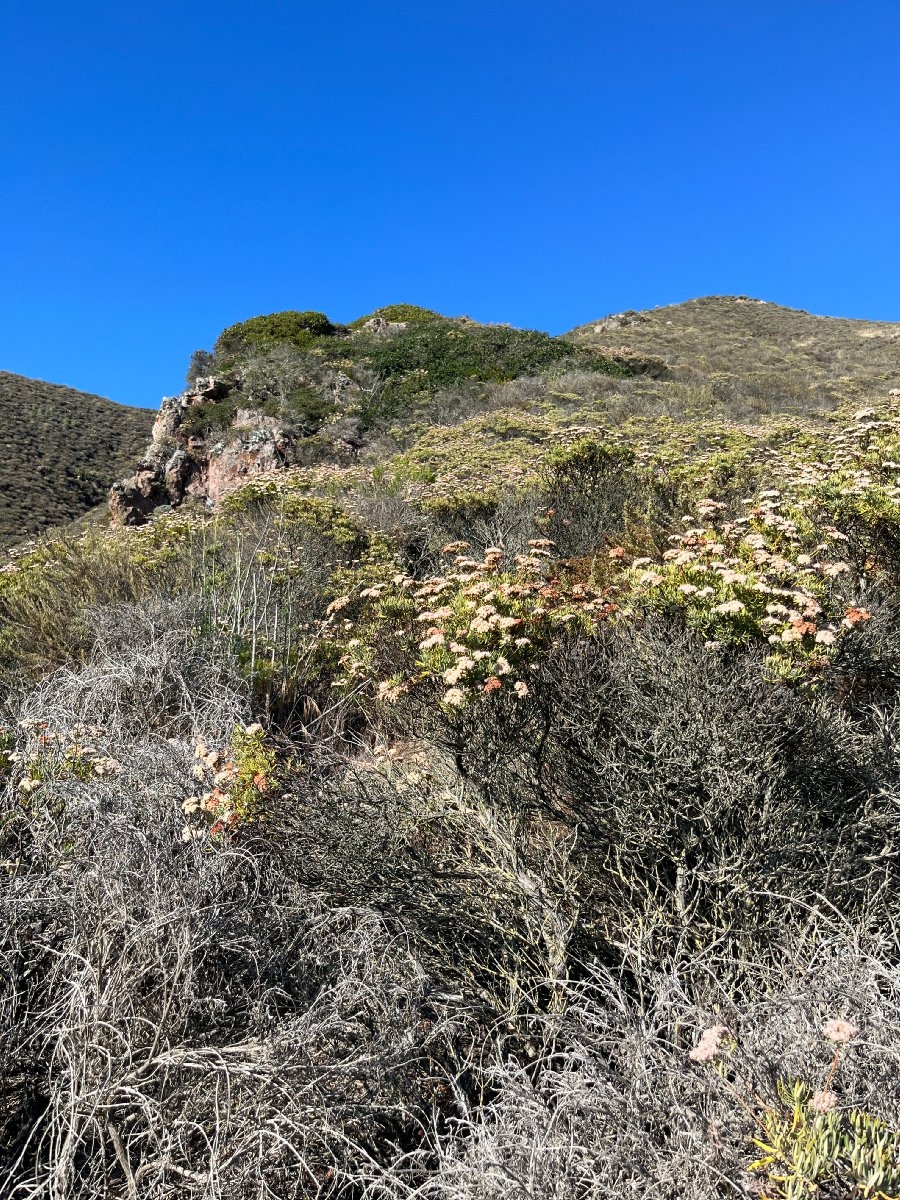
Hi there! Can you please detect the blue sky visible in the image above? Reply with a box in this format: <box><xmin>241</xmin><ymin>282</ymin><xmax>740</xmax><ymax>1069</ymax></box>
<box><xmin>2</xmin><ymin>1</ymin><xmax>899</xmax><ymax>409</ymax></box>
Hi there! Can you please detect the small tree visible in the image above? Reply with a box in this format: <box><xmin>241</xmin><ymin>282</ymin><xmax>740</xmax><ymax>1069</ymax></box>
<box><xmin>185</xmin><ymin>348</ymin><xmax>215</xmax><ymax>386</ymax></box>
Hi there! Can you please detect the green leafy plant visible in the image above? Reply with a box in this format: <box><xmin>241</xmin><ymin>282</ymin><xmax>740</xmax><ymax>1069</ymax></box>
<box><xmin>178</xmin><ymin>396</ymin><xmax>240</xmax><ymax>437</ymax></box>
<box><xmin>184</xmin><ymin>723</ymin><xmax>280</xmax><ymax>835</ymax></box>
<box><xmin>750</xmin><ymin>1078</ymin><xmax>900</xmax><ymax>1199</ymax></box>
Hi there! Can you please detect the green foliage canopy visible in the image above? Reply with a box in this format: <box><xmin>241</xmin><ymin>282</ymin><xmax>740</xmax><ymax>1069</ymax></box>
<box><xmin>214</xmin><ymin>310</ymin><xmax>336</xmax><ymax>360</ymax></box>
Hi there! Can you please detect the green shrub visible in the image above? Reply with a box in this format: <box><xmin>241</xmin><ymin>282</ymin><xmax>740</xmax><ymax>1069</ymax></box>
<box><xmin>179</xmin><ymin>381</ymin><xmax>335</xmax><ymax>440</ymax></box>
<box><xmin>348</xmin><ymin>320</ymin><xmax>654</xmax><ymax>421</ymax></box>
<box><xmin>184</xmin><ymin>723</ymin><xmax>281</xmax><ymax>835</ymax></box>
<box><xmin>349</xmin><ymin>303</ymin><xmax>442</xmax><ymax>328</ymax></box>
<box><xmin>185</xmin><ymin>348</ymin><xmax>216</xmax><ymax>385</ymax></box>
<box><xmin>750</xmin><ymin>1078</ymin><xmax>900</xmax><ymax>1199</ymax></box>
<box><xmin>579</xmin><ymin>344</ymin><xmax>668</xmax><ymax>377</ymax></box>
<box><xmin>178</xmin><ymin>397</ymin><xmax>240</xmax><ymax>437</ymax></box>
<box><xmin>365</xmin><ymin>321</ymin><xmax>575</xmax><ymax>390</ymax></box>
<box><xmin>213</xmin><ymin>310</ymin><xmax>336</xmax><ymax>360</ymax></box>
<box><xmin>0</xmin><ymin>519</ymin><xmax>201</xmax><ymax>675</ymax></box>
<box><xmin>281</xmin><ymin>385</ymin><xmax>336</xmax><ymax>433</ymax></box>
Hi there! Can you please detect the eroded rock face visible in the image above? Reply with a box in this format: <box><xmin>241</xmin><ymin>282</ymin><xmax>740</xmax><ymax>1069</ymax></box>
<box><xmin>163</xmin><ymin>448</ymin><xmax>197</xmax><ymax>497</ymax></box>
<box><xmin>108</xmin><ymin>374</ymin><xmax>326</xmax><ymax>525</ymax></box>
<box><xmin>151</xmin><ymin>400</ymin><xmax>179</xmax><ymax>446</ymax></box>
<box><xmin>358</xmin><ymin>317</ymin><xmax>408</xmax><ymax>337</ymax></box>
<box><xmin>110</xmin><ymin>376</ymin><xmax>217</xmax><ymax>524</ymax></box>
<box><xmin>205</xmin><ymin>433</ymin><xmax>292</xmax><ymax>505</ymax></box>
<box><xmin>108</xmin><ymin>466</ymin><xmax>168</xmax><ymax>526</ymax></box>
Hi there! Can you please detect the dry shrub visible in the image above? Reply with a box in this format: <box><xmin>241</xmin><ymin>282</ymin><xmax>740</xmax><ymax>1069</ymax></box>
<box><xmin>365</xmin><ymin>928</ymin><xmax>900</xmax><ymax>1200</ymax></box>
<box><xmin>7</xmin><ymin>597</ymin><xmax>249</xmax><ymax>739</ymax></box>
<box><xmin>399</xmin><ymin>620</ymin><xmax>900</xmax><ymax>961</ymax></box>
<box><xmin>272</xmin><ymin>756</ymin><xmax>581</xmax><ymax>1026</ymax></box>
<box><xmin>1</xmin><ymin>602</ymin><xmax>899</xmax><ymax>1197</ymax></box>
<box><xmin>0</xmin><ymin>712</ymin><xmax>436</xmax><ymax>1196</ymax></box>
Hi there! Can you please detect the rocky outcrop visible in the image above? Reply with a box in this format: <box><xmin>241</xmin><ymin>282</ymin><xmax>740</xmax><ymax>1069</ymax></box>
<box><xmin>205</xmin><ymin>431</ymin><xmax>293</xmax><ymax>505</ymax></box>
<box><xmin>108</xmin><ymin>465</ymin><xmax>169</xmax><ymax>526</ymax></box>
<box><xmin>109</xmin><ymin>376</ymin><xmax>282</xmax><ymax>525</ymax></box>
<box><xmin>591</xmin><ymin>310</ymin><xmax>650</xmax><ymax>334</ymax></box>
<box><xmin>109</xmin><ymin>372</ymin><xmax>366</xmax><ymax>526</ymax></box>
<box><xmin>357</xmin><ymin>317</ymin><xmax>408</xmax><ymax>337</ymax></box>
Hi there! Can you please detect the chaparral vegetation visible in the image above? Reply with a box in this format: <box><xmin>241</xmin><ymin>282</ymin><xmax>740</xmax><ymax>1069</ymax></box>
<box><xmin>2</xmin><ymin>297</ymin><xmax>900</xmax><ymax>1198</ymax></box>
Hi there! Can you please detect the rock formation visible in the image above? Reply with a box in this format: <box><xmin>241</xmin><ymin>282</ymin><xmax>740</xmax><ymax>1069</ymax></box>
<box><xmin>105</xmin><ymin>374</ymin><xmax>360</xmax><ymax>525</ymax></box>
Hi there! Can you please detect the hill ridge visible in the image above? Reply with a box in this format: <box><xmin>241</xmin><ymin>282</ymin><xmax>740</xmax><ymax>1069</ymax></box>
<box><xmin>105</xmin><ymin>295</ymin><xmax>900</xmax><ymax>528</ymax></box>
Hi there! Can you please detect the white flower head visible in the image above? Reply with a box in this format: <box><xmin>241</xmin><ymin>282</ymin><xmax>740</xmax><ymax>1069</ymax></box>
<box><xmin>810</xmin><ymin>1090</ymin><xmax>838</xmax><ymax>1113</ymax></box>
<box><xmin>689</xmin><ymin>1024</ymin><xmax>732</xmax><ymax>1063</ymax></box>
<box><xmin>822</xmin><ymin>1018</ymin><xmax>857</xmax><ymax>1044</ymax></box>
<box><xmin>713</xmin><ymin>600</ymin><xmax>745</xmax><ymax>616</ymax></box>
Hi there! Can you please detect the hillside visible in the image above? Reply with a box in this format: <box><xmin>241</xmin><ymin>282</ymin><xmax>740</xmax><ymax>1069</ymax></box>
<box><xmin>106</xmin><ymin>298</ymin><xmax>900</xmax><ymax>532</ymax></box>
<box><xmin>571</xmin><ymin>294</ymin><xmax>900</xmax><ymax>410</ymax></box>
<box><xmin>0</xmin><ymin>371</ymin><xmax>154</xmax><ymax>546</ymax></box>
<box><xmin>2</xmin><ymin>298</ymin><xmax>900</xmax><ymax>1199</ymax></box>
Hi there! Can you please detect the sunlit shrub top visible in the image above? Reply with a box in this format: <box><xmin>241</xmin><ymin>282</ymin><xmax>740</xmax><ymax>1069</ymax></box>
<box><xmin>316</xmin><ymin>539</ymin><xmax>618</xmax><ymax>707</ymax></box>
<box><xmin>360</xmin><ymin>319</ymin><xmax>625</xmax><ymax>392</ymax></box>
<box><xmin>348</xmin><ymin>303</ymin><xmax>443</xmax><ymax>328</ymax></box>
<box><xmin>214</xmin><ymin>310</ymin><xmax>337</xmax><ymax>360</ymax></box>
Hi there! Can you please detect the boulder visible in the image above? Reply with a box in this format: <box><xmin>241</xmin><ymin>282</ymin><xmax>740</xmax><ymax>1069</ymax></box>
<box><xmin>108</xmin><ymin>466</ymin><xmax>167</xmax><ymax>526</ymax></box>
<box><xmin>358</xmin><ymin>317</ymin><xmax>408</xmax><ymax>337</ymax></box>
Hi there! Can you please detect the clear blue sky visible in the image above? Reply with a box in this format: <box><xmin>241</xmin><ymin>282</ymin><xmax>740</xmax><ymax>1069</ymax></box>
<box><xmin>2</xmin><ymin>1</ymin><xmax>899</xmax><ymax>408</ymax></box>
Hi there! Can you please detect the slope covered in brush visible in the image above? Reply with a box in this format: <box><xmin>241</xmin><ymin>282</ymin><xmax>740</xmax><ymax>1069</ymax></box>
<box><xmin>2</xmin><ymin>298</ymin><xmax>900</xmax><ymax>1198</ymax></box>
<box><xmin>109</xmin><ymin>305</ymin><xmax>659</xmax><ymax>524</ymax></box>
<box><xmin>571</xmin><ymin>294</ymin><xmax>900</xmax><ymax>412</ymax></box>
<box><xmin>0</xmin><ymin>371</ymin><xmax>154</xmax><ymax>546</ymax></box>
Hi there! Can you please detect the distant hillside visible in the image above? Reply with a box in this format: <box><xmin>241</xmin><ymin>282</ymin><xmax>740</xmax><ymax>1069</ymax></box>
<box><xmin>569</xmin><ymin>295</ymin><xmax>900</xmax><ymax>411</ymax></box>
<box><xmin>0</xmin><ymin>371</ymin><xmax>154</xmax><ymax>545</ymax></box>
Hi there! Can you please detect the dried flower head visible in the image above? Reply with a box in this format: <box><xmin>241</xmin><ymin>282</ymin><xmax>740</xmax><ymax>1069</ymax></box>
<box><xmin>689</xmin><ymin>1024</ymin><xmax>732</xmax><ymax>1063</ymax></box>
<box><xmin>419</xmin><ymin>632</ymin><xmax>446</xmax><ymax>650</ymax></box>
<box><xmin>810</xmin><ymin>1089</ymin><xmax>838</xmax><ymax>1113</ymax></box>
<box><xmin>822</xmin><ymin>1018</ymin><xmax>857</xmax><ymax>1044</ymax></box>
<box><xmin>713</xmin><ymin>600</ymin><xmax>746</xmax><ymax>616</ymax></box>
